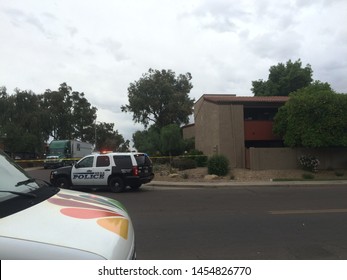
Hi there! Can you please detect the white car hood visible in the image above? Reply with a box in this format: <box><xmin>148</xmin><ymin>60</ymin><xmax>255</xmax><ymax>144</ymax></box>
<box><xmin>0</xmin><ymin>189</ymin><xmax>135</xmax><ymax>259</ymax></box>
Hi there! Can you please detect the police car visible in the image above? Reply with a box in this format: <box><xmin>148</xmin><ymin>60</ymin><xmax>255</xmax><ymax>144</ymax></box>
<box><xmin>0</xmin><ymin>150</ymin><xmax>136</xmax><ymax>259</ymax></box>
<box><xmin>50</xmin><ymin>152</ymin><xmax>154</xmax><ymax>193</ymax></box>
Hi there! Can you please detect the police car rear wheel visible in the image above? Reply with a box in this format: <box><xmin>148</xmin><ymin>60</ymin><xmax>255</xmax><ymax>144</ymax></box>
<box><xmin>109</xmin><ymin>177</ymin><xmax>125</xmax><ymax>193</ymax></box>
<box><xmin>130</xmin><ymin>183</ymin><xmax>142</xmax><ymax>190</ymax></box>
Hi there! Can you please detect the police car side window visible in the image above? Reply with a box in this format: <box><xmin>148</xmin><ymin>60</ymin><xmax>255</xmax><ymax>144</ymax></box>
<box><xmin>96</xmin><ymin>156</ymin><xmax>110</xmax><ymax>167</ymax></box>
<box><xmin>78</xmin><ymin>156</ymin><xmax>94</xmax><ymax>168</ymax></box>
<box><xmin>113</xmin><ymin>156</ymin><xmax>132</xmax><ymax>168</ymax></box>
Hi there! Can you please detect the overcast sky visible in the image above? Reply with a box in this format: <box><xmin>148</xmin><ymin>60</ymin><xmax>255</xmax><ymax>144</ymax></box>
<box><xmin>1</xmin><ymin>0</ymin><xmax>346</xmax><ymax>142</ymax></box>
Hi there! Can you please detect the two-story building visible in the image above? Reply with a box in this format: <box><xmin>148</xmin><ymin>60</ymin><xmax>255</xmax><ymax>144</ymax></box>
<box><xmin>183</xmin><ymin>94</ymin><xmax>289</xmax><ymax>168</ymax></box>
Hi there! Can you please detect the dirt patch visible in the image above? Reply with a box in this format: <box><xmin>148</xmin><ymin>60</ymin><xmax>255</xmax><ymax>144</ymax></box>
<box><xmin>153</xmin><ymin>165</ymin><xmax>347</xmax><ymax>182</ymax></box>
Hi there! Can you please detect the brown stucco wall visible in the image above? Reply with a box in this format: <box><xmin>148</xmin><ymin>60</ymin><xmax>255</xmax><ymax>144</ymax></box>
<box><xmin>249</xmin><ymin>147</ymin><xmax>347</xmax><ymax>170</ymax></box>
<box><xmin>195</xmin><ymin>100</ymin><xmax>220</xmax><ymax>155</ymax></box>
<box><xmin>182</xmin><ymin>124</ymin><xmax>195</xmax><ymax>140</ymax></box>
<box><xmin>218</xmin><ymin>104</ymin><xmax>245</xmax><ymax>168</ymax></box>
<box><xmin>195</xmin><ymin>99</ymin><xmax>245</xmax><ymax>168</ymax></box>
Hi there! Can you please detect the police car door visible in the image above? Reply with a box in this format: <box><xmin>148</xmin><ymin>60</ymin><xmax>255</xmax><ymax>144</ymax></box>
<box><xmin>71</xmin><ymin>155</ymin><xmax>95</xmax><ymax>186</ymax></box>
<box><xmin>72</xmin><ymin>155</ymin><xmax>111</xmax><ymax>186</ymax></box>
<box><xmin>92</xmin><ymin>155</ymin><xmax>112</xmax><ymax>185</ymax></box>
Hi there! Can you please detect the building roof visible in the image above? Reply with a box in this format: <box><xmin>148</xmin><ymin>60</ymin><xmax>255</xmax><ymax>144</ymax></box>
<box><xmin>200</xmin><ymin>94</ymin><xmax>289</xmax><ymax>104</ymax></box>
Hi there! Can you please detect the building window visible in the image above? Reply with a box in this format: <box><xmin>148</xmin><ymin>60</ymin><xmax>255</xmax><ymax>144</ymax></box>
<box><xmin>244</xmin><ymin>108</ymin><xmax>278</xmax><ymax>121</ymax></box>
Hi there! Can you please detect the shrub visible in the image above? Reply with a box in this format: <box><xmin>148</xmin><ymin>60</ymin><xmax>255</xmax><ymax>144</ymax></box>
<box><xmin>207</xmin><ymin>154</ymin><xmax>230</xmax><ymax>176</ymax></box>
<box><xmin>172</xmin><ymin>158</ymin><xmax>197</xmax><ymax>170</ymax></box>
<box><xmin>302</xmin><ymin>173</ymin><xmax>315</xmax><ymax>180</ymax></box>
<box><xmin>186</xmin><ymin>150</ymin><xmax>208</xmax><ymax>167</ymax></box>
<box><xmin>151</xmin><ymin>156</ymin><xmax>171</xmax><ymax>165</ymax></box>
<box><xmin>299</xmin><ymin>155</ymin><xmax>320</xmax><ymax>173</ymax></box>
<box><xmin>335</xmin><ymin>170</ymin><xmax>345</xmax><ymax>177</ymax></box>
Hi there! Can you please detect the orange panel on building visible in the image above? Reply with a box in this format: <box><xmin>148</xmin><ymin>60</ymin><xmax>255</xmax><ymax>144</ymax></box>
<box><xmin>244</xmin><ymin>120</ymin><xmax>280</xmax><ymax>141</ymax></box>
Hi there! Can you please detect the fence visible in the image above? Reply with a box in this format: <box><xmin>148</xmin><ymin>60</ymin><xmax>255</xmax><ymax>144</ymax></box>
<box><xmin>248</xmin><ymin>147</ymin><xmax>347</xmax><ymax>170</ymax></box>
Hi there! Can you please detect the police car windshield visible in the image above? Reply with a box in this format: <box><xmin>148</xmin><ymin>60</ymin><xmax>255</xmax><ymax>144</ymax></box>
<box><xmin>0</xmin><ymin>150</ymin><xmax>39</xmax><ymax>200</ymax></box>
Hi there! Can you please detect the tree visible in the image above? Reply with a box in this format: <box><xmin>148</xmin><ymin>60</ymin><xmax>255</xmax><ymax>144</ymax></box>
<box><xmin>0</xmin><ymin>83</ymin><xmax>128</xmax><ymax>157</ymax></box>
<box><xmin>273</xmin><ymin>81</ymin><xmax>347</xmax><ymax>147</ymax></box>
<box><xmin>133</xmin><ymin>124</ymin><xmax>191</xmax><ymax>156</ymax></box>
<box><xmin>41</xmin><ymin>83</ymin><xmax>97</xmax><ymax>141</ymax></box>
<box><xmin>252</xmin><ymin>59</ymin><xmax>313</xmax><ymax>96</ymax></box>
<box><xmin>2</xmin><ymin>89</ymin><xmax>45</xmax><ymax>156</ymax></box>
<box><xmin>132</xmin><ymin>126</ymin><xmax>161</xmax><ymax>155</ymax></box>
<box><xmin>121</xmin><ymin>69</ymin><xmax>195</xmax><ymax>129</ymax></box>
<box><xmin>95</xmin><ymin>122</ymin><xmax>129</xmax><ymax>152</ymax></box>
<box><xmin>0</xmin><ymin>86</ymin><xmax>6</xmax><ymax>97</ymax></box>
<box><xmin>160</xmin><ymin>124</ymin><xmax>184</xmax><ymax>156</ymax></box>
<box><xmin>70</xmin><ymin>90</ymin><xmax>97</xmax><ymax>142</ymax></box>
<box><xmin>0</xmin><ymin>87</ymin><xmax>8</xmax><ymax>138</ymax></box>
<box><xmin>41</xmin><ymin>83</ymin><xmax>74</xmax><ymax>140</ymax></box>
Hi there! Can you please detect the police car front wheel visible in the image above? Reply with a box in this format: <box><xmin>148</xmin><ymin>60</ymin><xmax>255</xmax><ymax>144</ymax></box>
<box><xmin>55</xmin><ymin>177</ymin><xmax>71</xmax><ymax>189</ymax></box>
<box><xmin>108</xmin><ymin>177</ymin><xmax>125</xmax><ymax>193</ymax></box>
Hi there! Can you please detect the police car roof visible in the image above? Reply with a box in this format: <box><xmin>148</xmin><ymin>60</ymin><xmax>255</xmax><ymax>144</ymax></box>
<box><xmin>97</xmin><ymin>151</ymin><xmax>146</xmax><ymax>156</ymax></box>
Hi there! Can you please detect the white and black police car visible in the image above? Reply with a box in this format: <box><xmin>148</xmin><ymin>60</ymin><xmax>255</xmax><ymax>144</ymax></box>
<box><xmin>50</xmin><ymin>152</ymin><xmax>154</xmax><ymax>193</ymax></box>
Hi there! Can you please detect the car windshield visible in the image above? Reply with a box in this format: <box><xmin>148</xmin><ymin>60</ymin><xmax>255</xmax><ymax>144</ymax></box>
<box><xmin>0</xmin><ymin>150</ymin><xmax>40</xmax><ymax>201</ymax></box>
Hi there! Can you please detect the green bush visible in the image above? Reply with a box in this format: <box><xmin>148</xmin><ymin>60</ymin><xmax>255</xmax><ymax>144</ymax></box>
<box><xmin>335</xmin><ymin>170</ymin><xmax>345</xmax><ymax>177</ymax></box>
<box><xmin>186</xmin><ymin>150</ymin><xmax>208</xmax><ymax>167</ymax></box>
<box><xmin>151</xmin><ymin>156</ymin><xmax>171</xmax><ymax>165</ymax></box>
<box><xmin>172</xmin><ymin>158</ymin><xmax>197</xmax><ymax>170</ymax></box>
<box><xmin>207</xmin><ymin>154</ymin><xmax>230</xmax><ymax>176</ymax></box>
<box><xmin>302</xmin><ymin>173</ymin><xmax>315</xmax><ymax>180</ymax></box>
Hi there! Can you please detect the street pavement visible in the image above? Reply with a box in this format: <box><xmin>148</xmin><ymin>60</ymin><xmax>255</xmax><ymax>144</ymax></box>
<box><xmin>147</xmin><ymin>179</ymin><xmax>347</xmax><ymax>188</ymax></box>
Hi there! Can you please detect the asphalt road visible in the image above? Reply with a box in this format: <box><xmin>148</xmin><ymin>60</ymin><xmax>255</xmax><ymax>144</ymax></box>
<box><xmin>28</xmin><ymin>168</ymin><xmax>347</xmax><ymax>260</ymax></box>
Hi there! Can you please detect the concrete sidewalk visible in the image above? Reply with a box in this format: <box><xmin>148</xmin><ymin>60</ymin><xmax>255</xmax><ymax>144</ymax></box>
<box><xmin>147</xmin><ymin>179</ymin><xmax>347</xmax><ymax>188</ymax></box>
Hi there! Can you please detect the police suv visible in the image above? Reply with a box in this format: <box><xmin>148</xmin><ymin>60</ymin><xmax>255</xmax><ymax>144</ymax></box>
<box><xmin>50</xmin><ymin>152</ymin><xmax>154</xmax><ymax>193</ymax></box>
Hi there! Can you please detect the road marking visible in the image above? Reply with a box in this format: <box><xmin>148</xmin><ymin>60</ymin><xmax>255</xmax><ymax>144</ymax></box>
<box><xmin>269</xmin><ymin>209</ymin><xmax>347</xmax><ymax>215</ymax></box>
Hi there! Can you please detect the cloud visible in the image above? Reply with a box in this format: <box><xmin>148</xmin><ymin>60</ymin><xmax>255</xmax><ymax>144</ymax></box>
<box><xmin>2</xmin><ymin>7</ymin><xmax>56</xmax><ymax>39</ymax></box>
<box><xmin>184</xmin><ymin>0</ymin><xmax>250</xmax><ymax>33</ymax></box>
<box><xmin>66</xmin><ymin>26</ymin><xmax>78</xmax><ymax>37</ymax></box>
<box><xmin>99</xmin><ymin>38</ymin><xmax>128</xmax><ymax>62</ymax></box>
<box><xmin>1</xmin><ymin>0</ymin><xmax>346</xmax><ymax>142</ymax></box>
<box><xmin>248</xmin><ymin>31</ymin><xmax>302</xmax><ymax>60</ymax></box>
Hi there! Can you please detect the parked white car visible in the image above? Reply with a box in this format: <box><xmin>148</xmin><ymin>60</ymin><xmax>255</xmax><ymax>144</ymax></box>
<box><xmin>0</xmin><ymin>150</ymin><xmax>136</xmax><ymax>260</ymax></box>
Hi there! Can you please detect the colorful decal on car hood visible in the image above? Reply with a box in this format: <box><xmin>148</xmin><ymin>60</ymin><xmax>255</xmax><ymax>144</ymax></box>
<box><xmin>48</xmin><ymin>193</ymin><xmax>129</xmax><ymax>239</ymax></box>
